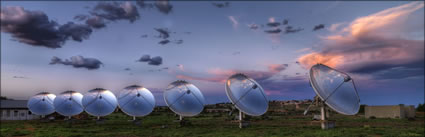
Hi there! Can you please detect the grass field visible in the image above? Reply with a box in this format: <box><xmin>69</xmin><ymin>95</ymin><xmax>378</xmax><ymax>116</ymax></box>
<box><xmin>1</xmin><ymin>111</ymin><xmax>424</xmax><ymax>137</ymax></box>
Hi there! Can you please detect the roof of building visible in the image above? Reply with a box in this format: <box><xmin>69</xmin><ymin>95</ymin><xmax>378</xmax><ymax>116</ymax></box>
<box><xmin>0</xmin><ymin>100</ymin><xmax>28</xmax><ymax>109</ymax></box>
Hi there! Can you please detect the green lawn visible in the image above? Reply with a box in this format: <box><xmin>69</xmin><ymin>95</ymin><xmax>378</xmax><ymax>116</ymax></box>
<box><xmin>1</xmin><ymin>111</ymin><xmax>424</xmax><ymax>137</ymax></box>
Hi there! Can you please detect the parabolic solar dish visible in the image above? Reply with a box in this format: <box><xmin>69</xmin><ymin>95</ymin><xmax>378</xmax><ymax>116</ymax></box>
<box><xmin>82</xmin><ymin>88</ymin><xmax>118</xmax><ymax>117</ymax></box>
<box><xmin>53</xmin><ymin>91</ymin><xmax>84</xmax><ymax>116</ymax></box>
<box><xmin>309</xmin><ymin>64</ymin><xmax>360</xmax><ymax>115</ymax></box>
<box><xmin>27</xmin><ymin>92</ymin><xmax>56</xmax><ymax>116</ymax></box>
<box><xmin>118</xmin><ymin>85</ymin><xmax>156</xmax><ymax>117</ymax></box>
<box><xmin>164</xmin><ymin>80</ymin><xmax>206</xmax><ymax>116</ymax></box>
<box><xmin>225</xmin><ymin>73</ymin><xmax>268</xmax><ymax>116</ymax></box>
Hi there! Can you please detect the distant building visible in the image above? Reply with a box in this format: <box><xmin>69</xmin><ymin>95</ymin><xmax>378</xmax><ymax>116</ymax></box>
<box><xmin>365</xmin><ymin>104</ymin><xmax>415</xmax><ymax>119</ymax></box>
<box><xmin>0</xmin><ymin>100</ymin><xmax>40</xmax><ymax>120</ymax></box>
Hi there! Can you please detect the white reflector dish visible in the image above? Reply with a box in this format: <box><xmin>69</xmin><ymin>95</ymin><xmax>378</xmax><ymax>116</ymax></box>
<box><xmin>82</xmin><ymin>88</ymin><xmax>117</xmax><ymax>117</ymax></box>
<box><xmin>54</xmin><ymin>91</ymin><xmax>84</xmax><ymax>116</ymax></box>
<box><xmin>118</xmin><ymin>85</ymin><xmax>156</xmax><ymax>117</ymax></box>
<box><xmin>164</xmin><ymin>80</ymin><xmax>206</xmax><ymax>116</ymax></box>
<box><xmin>225</xmin><ymin>73</ymin><xmax>268</xmax><ymax>116</ymax></box>
<box><xmin>27</xmin><ymin>92</ymin><xmax>56</xmax><ymax>116</ymax></box>
<box><xmin>309</xmin><ymin>64</ymin><xmax>360</xmax><ymax>115</ymax></box>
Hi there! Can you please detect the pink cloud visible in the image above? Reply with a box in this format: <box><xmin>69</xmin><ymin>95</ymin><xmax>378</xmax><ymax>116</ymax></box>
<box><xmin>176</xmin><ymin>64</ymin><xmax>289</xmax><ymax>83</ymax></box>
<box><xmin>228</xmin><ymin>16</ymin><xmax>238</xmax><ymax>29</ymax></box>
<box><xmin>297</xmin><ymin>2</ymin><xmax>424</xmax><ymax>79</ymax></box>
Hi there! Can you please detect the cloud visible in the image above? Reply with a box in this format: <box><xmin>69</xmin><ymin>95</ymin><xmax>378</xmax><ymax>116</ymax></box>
<box><xmin>282</xmin><ymin>19</ymin><xmax>289</xmax><ymax>25</ymax></box>
<box><xmin>176</xmin><ymin>64</ymin><xmax>184</xmax><ymax>71</ymax></box>
<box><xmin>284</xmin><ymin>26</ymin><xmax>304</xmax><ymax>34</ymax></box>
<box><xmin>13</xmin><ymin>76</ymin><xmax>28</xmax><ymax>79</ymax></box>
<box><xmin>1</xmin><ymin>6</ymin><xmax>93</xmax><ymax>49</ymax></box>
<box><xmin>328</xmin><ymin>22</ymin><xmax>345</xmax><ymax>32</ymax></box>
<box><xmin>259</xmin><ymin>75</ymin><xmax>310</xmax><ymax>97</ymax></box>
<box><xmin>138</xmin><ymin>55</ymin><xmax>151</xmax><ymax>62</ymax></box>
<box><xmin>158</xmin><ymin>39</ymin><xmax>170</xmax><ymax>45</ymax></box>
<box><xmin>58</xmin><ymin>22</ymin><xmax>92</xmax><ymax>42</ymax></box>
<box><xmin>268</xmin><ymin>17</ymin><xmax>275</xmax><ymax>23</ymax></box>
<box><xmin>137</xmin><ymin>55</ymin><xmax>163</xmax><ymax>66</ymax></box>
<box><xmin>296</xmin><ymin>48</ymin><xmax>312</xmax><ymax>53</ymax></box>
<box><xmin>124</xmin><ymin>68</ymin><xmax>131</xmax><ymax>71</ymax></box>
<box><xmin>228</xmin><ymin>16</ymin><xmax>238</xmax><ymax>28</ymax></box>
<box><xmin>268</xmin><ymin>64</ymin><xmax>289</xmax><ymax>73</ymax></box>
<box><xmin>155</xmin><ymin>0</ymin><xmax>173</xmax><ymax>14</ymax></box>
<box><xmin>266</xmin><ymin>22</ymin><xmax>281</xmax><ymax>27</ymax></box>
<box><xmin>141</xmin><ymin>34</ymin><xmax>148</xmax><ymax>38</ymax></box>
<box><xmin>91</xmin><ymin>2</ymin><xmax>140</xmax><ymax>23</ymax></box>
<box><xmin>247</xmin><ymin>23</ymin><xmax>259</xmax><ymax>30</ymax></box>
<box><xmin>174</xmin><ymin>65</ymin><xmax>311</xmax><ymax>97</ymax></box>
<box><xmin>154</xmin><ymin>28</ymin><xmax>170</xmax><ymax>39</ymax></box>
<box><xmin>212</xmin><ymin>2</ymin><xmax>230</xmax><ymax>8</ymax></box>
<box><xmin>176</xmin><ymin>64</ymin><xmax>288</xmax><ymax>83</ymax></box>
<box><xmin>136</xmin><ymin>0</ymin><xmax>154</xmax><ymax>9</ymax></box>
<box><xmin>49</xmin><ymin>56</ymin><xmax>103</xmax><ymax>70</ymax></box>
<box><xmin>174</xmin><ymin>39</ymin><xmax>183</xmax><ymax>44</ymax></box>
<box><xmin>264</xmin><ymin>28</ymin><xmax>281</xmax><ymax>34</ymax></box>
<box><xmin>85</xmin><ymin>16</ymin><xmax>106</xmax><ymax>29</ymax></box>
<box><xmin>74</xmin><ymin>14</ymin><xmax>88</xmax><ymax>21</ymax></box>
<box><xmin>297</xmin><ymin>2</ymin><xmax>424</xmax><ymax>79</ymax></box>
<box><xmin>148</xmin><ymin>56</ymin><xmax>163</xmax><ymax>65</ymax></box>
<box><xmin>313</xmin><ymin>24</ymin><xmax>325</xmax><ymax>31</ymax></box>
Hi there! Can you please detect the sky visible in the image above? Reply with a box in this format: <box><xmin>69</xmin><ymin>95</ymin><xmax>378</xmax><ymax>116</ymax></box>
<box><xmin>1</xmin><ymin>1</ymin><xmax>424</xmax><ymax>106</ymax></box>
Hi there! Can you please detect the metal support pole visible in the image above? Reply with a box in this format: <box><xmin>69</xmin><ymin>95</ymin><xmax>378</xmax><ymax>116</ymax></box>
<box><xmin>321</xmin><ymin>106</ymin><xmax>326</xmax><ymax>121</ymax></box>
<box><xmin>239</xmin><ymin>110</ymin><xmax>243</xmax><ymax>121</ymax></box>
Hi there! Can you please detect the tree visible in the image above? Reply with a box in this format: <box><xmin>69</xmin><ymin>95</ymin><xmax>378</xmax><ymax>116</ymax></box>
<box><xmin>416</xmin><ymin>103</ymin><xmax>424</xmax><ymax>112</ymax></box>
<box><xmin>0</xmin><ymin>96</ymin><xmax>8</xmax><ymax>100</ymax></box>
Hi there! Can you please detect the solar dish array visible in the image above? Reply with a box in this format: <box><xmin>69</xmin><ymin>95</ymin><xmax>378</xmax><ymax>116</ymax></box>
<box><xmin>27</xmin><ymin>64</ymin><xmax>360</xmax><ymax>119</ymax></box>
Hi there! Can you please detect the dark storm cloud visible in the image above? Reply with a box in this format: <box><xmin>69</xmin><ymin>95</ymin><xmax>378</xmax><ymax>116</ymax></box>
<box><xmin>282</xmin><ymin>19</ymin><xmax>289</xmax><ymax>25</ymax></box>
<box><xmin>136</xmin><ymin>0</ymin><xmax>154</xmax><ymax>9</ymax></box>
<box><xmin>1</xmin><ymin>6</ymin><xmax>93</xmax><ymax>49</ymax></box>
<box><xmin>266</xmin><ymin>22</ymin><xmax>281</xmax><ymax>27</ymax></box>
<box><xmin>148</xmin><ymin>56</ymin><xmax>163</xmax><ymax>65</ymax></box>
<box><xmin>49</xmin><ymin>56</ymin><xmax>103</xmax><ymax>70</ymax></box>
<box><xmin>124</xmin><ymin>68</ymin><xmax>131</xmax><ymax>71</ymax></box>
<box><xmin>313</xmin><ymin>24</ymin><xmax>325</xmax><ymax>31</ymax></box>
<box><xmin>141</xmin><ymin>34</ymin><xmax>148</xmax><ymax>38</ymax></box>
<box><xmin>158</xmin><ymin>39</ymin><xmax>170</xmax><ymax>45</ymax></box>
<box><xmin>212</xmin><ymin>2</ymin><xmax>230</xmax><ymax>8</ymax></box>
<box><xmin>137</xmin><ymin>55</ymin><xmax>163</xmax><ymax>66</ymax></box>
<box><xmin>85</xmin><ymin>16</ymin><xmax>106</xmax><ymax>29</ymax></box>
<box><xmin>138</xmin><ymin>55</ymin><xmax>151</xmax><ymax>62</ymax></box>
<box><xmin>91</xmin><ymin>2</ymin><xmax>140</xmax><ymax>23</ymax></box>
<box><xmin>284</xmin><ymin>26</ymin><xmax>304</xmax><ymax>34</ymax></box>
<box><xmin>155</xmin><ymin>0</ymin><xmax>173</xmax><ymax>14</ymax></box>
<box><xmin>154</xmin><ymin>28</ymin><xmax>170</xmax><ymax>39</ymax></box>
<box><xmin>58</xmin><ymin>22</ymin><xmax>93</xmax><ymax>42</ymax></box>
<box><xmin>264</xmin><ymin>28</ymin><xmax>281</xmax><ymax>34</ymax></box>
